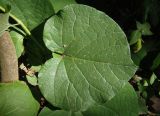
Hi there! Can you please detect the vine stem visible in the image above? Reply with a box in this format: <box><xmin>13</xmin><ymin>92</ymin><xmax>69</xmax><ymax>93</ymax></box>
<box><xmin>0</xmin><ymin>32</ymin><xmax>18</xmax><ymax>82</ymax></box>
<box><xmin>0</xmin><ymin>6</ymin><xmax>31</xmax><ymax>35</ymax></box>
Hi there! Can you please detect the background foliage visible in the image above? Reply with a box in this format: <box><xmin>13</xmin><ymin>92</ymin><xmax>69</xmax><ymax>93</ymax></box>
<box><xmin>0</xmin><ymin>0</ymin><xmax>160</xmax><ymax>115</ymax></box>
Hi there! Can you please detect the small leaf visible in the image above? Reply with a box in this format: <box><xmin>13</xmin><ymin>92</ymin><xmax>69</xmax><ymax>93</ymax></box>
<box><xmin>151</xmin><ymin>53</ymin><xmax>160</xmax><ymax>70</ymax></box>
<box><xmin>26</xmin><ymin>75</ymin><xmax>38</xmax><ymax>86</ymax></box>
<box><xmin>136</xmin><ymin>21</ymin><xmax>153</xmax><ymax>35</ymax></box>
<box><xmin>137</xmin><ymin>81</ymin><xmax>146</xmax><ymax>93</ymax></box>
<box><xmin>0</xmin><ymin>81</ymin><xmax>39</xmax><ymax>116</ymax></box>
<box><xmin>133</xmin><ymin>38</ymin><xmax>142</xmax><ymax>53</ymax></box>
<box><xmin>131</xmin><ymin>46</ymin><xmax>147</xmax><ymax>65</ymax></box>
<box><xmin>150</xmin><ymin>73</ymin><xmax>157</xmax><ymax>85</ymax></box>
<box><xmin>132</xmin><ymin>39</ymin><xmax>157</xmax><ymax>65</ymax></box>
<box><xmin>39</xmin><ymin>4</ymin><xmax>137</xmax><ymax>111</ymax></box>
<box><xmin>143</xmin><ymin>80</ymin><xmax>148</xmax><ymax>87</ymax></box>
<box><xmin>129</xmin><ymin>30</ymin><xmax>142</xmax><ymax>45</ymax></box>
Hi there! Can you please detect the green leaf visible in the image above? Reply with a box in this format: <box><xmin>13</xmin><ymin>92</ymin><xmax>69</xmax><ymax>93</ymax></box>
<box><xmin>10</xmin><ymin>31</ymin><xmax>24</xmax><ymax>58</ymax></box>
<box><xmin>131</xmin><ymin>39</ymin><xmax>157</xmax><ymax>65</ymax></box>
<box><xmin>0</xmin><ymin>12</ymin><xmax>10</xmax><ymax>37</ymax></box>
<box><xmin>136</xmin><ymin>21</ymin><xmax>153</xmax><ymax>35</ymax></box>
<box><xmin>131</xmin><ymin>47</ymin><xmax>147</xmax><ymax>65</ymax></box>
<box><xmin>26</xmin><ymin>75</ymin><xmax>38</xmax><ymax>86</ymax></box>
<box><xmin>39</xmin><ymin>107</ymin><xmax>83</xmax><ymax>116</ymax></box>
<box><xmin>39</xmin><ymin>108</ymin><xmax>72</xmax><ymax>116</ymax></box>
<box><xmin>143</xmin><ymin>80</ymin><xmax>149</xmax><ymax>87</ymax></box>
<box><xmin>38</xmin><ymin>83</ymin><xmax>138</xmax><ymax>116</ymax></box>
<box><xmin>31</xmin><ymin>65</ymin><xmax>42</xmax><ymax>72</ymax></box>
<box><xmin>83</xmin><ymin>83</ymin><xmax>139</xmax><ymax>116</ymax></box>
<box><xmin>151</xmin><ymin>53</ymin><xmax>160</xmax><ymax>70</ymax></box>
<box><xmin>132</xmin><ymin>38</ymin><xmax>142</xmax><ymax>53</ymax></box>
<box><xmin>0</xmin><ymin>81</ymin><xmax>39</xmax><ymax>116</ymax></box>
<box><xmin>49</xmin><ymin>0</ymin><xmax>76</xmax><ymax>12</ymax></box>
<box><xmin>0</xmin><ymin>0</ymin><xmax>54</xmax><ymax>34</ymax></box>
<box><xmin>129</xmin><ymin>30</ymin><xmax>142</xmax><ymax>45</ymax></box>
<box><xmin>137</xmin><ymin>92</ymin><xmax>148</xmax><ymax>114</ymax></box>
<box><xmin>39</xmin><ymin>4</ymin><xmax>136</xmax><ymax>111</ymax></box>
<box><xmin>150</xmin><ymin>73</ymin><xmax>157</xmax><ymax>85</ymax></box>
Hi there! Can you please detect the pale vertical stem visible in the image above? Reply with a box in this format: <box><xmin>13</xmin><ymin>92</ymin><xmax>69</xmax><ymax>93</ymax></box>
<box><xmin>0</xmin><ymin>31</ymin><xmax>18</xmax><ymax>82</ymax></box>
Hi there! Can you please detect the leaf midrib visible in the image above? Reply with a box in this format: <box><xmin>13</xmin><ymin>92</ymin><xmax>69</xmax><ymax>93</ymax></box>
<box><xmin>54</xmin><ymin>52</ymin><xmax>135</xmax><ymax>67</ymax></box>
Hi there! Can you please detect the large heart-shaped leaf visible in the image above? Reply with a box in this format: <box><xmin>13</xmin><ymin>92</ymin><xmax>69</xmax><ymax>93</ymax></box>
<box><xmin>38</xmin><ymin>4</ymin><xmax>136</xmax><ymax>111</ymax></box>
<box><xmin>0</xmin><ymin>81</ymin><xmax>39</xmax><ymax>116</ymax></box>
<box><xmin>38</xmin><ymin>83</ymin><xmax>138</xmax><ymax>116</ymax></box>
<box><xmin>0</xmin><ymin>0</ymin><xmax>54</xmax><ymax>33</ymax></box>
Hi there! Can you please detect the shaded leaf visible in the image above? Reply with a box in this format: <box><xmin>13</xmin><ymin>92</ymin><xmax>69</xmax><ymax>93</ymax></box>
<box><xmin>145</xmin><ymin>0</ymin><xmax>160</xmax><ymax>27</ymax></box>
<box><xmin>131</xmin><ymin>39</ymin><xmax>157</xmax><ymax>65</ymax></box>
<box><xmin>138</xmin><ymin>93</ymin><xmax>148</xmax><ymax>114</ymax></box>
<box><xmin>131</xmin><ymin>47</ymin><xmax>147</xmax><ymax>65</ymax></box>
<box><xmin>151</xmin><ymin>53</ymin><xmax>160</xmax><ymax>70</ymax></box>
<box><xmin>0</xmin><ymin>81</ymin><xmax>39</xmax><ymax>116</ymax></box>
<box><xmin>132</xmin><ymin>38</ymin><xmax>142</xmax><ymax>53</ymax></box>
<box><xmin>129</xmin><ymin>30</ymin><xmax>141</xmax><ymax>45</ymax></box>
<box><xmin>0</xmin><ymin>0</ymin><xmax>54</xmax><ymax>33</ymax></box>
<box><xmin>136</xmin><ymin>21</ymin><xmax>153</xmax><ymax>35</ymax></box>
<box><xmin>0</xmin><ymin>12</ymin><xmax>10</xmax><ymax>37</ymax></box>
<box><xmin>10</xmin><ymin>31</ymin><xmax>24</xmax><ymax>58</ymax></box>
